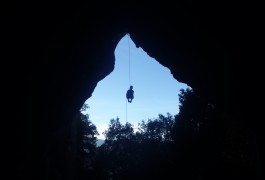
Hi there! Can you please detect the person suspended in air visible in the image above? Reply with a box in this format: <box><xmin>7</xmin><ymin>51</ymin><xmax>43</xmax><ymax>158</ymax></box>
<box><xmin>126</xmin><ymin>85</ymin><xmax>134</xmax><ymax>103</ymax></box>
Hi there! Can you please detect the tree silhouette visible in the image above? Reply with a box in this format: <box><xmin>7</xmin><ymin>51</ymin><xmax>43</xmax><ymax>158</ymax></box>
<box><xmin>76</xmin><ymin>103</ymin><xmax>99</xmax><ymax>179</ymax></box>
<box><xmin>138</xmin><ymin>113</ymin><xmax>174</xmax><ymax>142</ymax></box>
<box><xmin>79</xmin><ymin>88</ymin><xmax>257</xmax><ymax>179</ymax></box>
<box><xmin>103</xmin><ymin>117</ymin><xmax>134</xmax><ymax>142</ymax></box>
<box><xmin>81</xmin><ymin>89</ymin><xmax>223</xmax><ymax>179</ymax></box>
<box><xmin>170</xmin><ymin>87</ymin><xmax>226</xmax><ymax>179</ymax></box>
<box><xmin>92</xmin><ymin>114</ymin><xmax>177</xmax><ymax>179</ymax></box>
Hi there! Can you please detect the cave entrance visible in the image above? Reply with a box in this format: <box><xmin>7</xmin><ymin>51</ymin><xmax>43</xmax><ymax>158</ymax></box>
<box><xmin>82</xmin><ymin>34</ymin><xmax>190</xmax><ymax>140</ymax></box>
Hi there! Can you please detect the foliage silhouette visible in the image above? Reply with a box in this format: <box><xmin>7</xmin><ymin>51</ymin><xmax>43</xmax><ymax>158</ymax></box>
<box><xmin>91</xmin><ymin>114</ymin><xmax>176</xmax><ymax>179</ymax></box>
<box><xmin>79</xmin><ymin>88</ymin><xmax>257</xmax><ymax>179</ymax></box>
<box><xmin>76</xmin><ymin>103</ymin><xmax>99</xmax><ymax>179</ymax></box>
<box><xmin>138</xmin><ymin>113</ymin><xmax>174</xmax><ymax>142</ymax></box>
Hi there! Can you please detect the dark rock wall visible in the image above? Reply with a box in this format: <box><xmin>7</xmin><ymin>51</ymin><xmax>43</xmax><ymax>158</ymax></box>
<box><xmin>10</xmin><ymin>1</ymin><xmax>262</xmax><ymax>179</ymax></box>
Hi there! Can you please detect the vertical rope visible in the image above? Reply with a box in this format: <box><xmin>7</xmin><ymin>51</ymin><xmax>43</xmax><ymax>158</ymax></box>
<box><xmin>126</xmin><ymin>98</ymin><xmax>127</xmax><ymax>122</ymax></box>
<box><xmin>126</xmin><ymin>33</ymin><xmax>131</xmax><ymax>123</ymax></box>
<box><xmin>128</xmin><ymin>33</ymin><xmax>131</xmax><ymax>86</ymax></box>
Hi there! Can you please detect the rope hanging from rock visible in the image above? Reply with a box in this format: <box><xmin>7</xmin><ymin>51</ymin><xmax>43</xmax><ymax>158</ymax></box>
<box><xmin>126</xmin><ymin>33</ymin><xmax>134</xmax><ymax>122</ymax></box>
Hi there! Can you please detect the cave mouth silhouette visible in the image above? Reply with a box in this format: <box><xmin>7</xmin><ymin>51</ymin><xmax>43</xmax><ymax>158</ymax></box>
<box><xmin>14</xmin><ymin>2</ymin><xmax>262</xmax><ymax>179</ymax></box>
<box><xmin>82</xmin><ymin>34</ymin><xmax>190</xmax><ymax>140</ymax></box>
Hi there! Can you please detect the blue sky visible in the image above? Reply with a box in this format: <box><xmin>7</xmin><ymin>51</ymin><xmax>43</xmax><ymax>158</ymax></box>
<box><xmin>83</xmin><ymin>34</ymin><xmax>190</xmax><ymax>139</ymax></box>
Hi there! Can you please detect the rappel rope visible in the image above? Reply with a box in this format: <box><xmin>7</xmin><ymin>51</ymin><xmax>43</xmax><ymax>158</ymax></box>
<box><xmin>128</xmin><ymin>34</ymin><xmax>131</xmax><ymax>86</ymax></box>
<box><xmin>126</xmin><ymin>33</ymin><xmax>131</xmax><ymax>123</ymax></box>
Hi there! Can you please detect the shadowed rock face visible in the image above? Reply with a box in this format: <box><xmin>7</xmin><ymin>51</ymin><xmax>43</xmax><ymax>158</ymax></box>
<box><xmin>12</xmin><ymin>1</ymin><xmax>262</xmax><ymax>179</ymax></box>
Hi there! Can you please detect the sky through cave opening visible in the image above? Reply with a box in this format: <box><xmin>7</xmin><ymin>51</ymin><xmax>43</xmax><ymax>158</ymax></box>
<box><xmin>82</xmin><ymin>34</ymin><xmax>190</xmax><ymax>140</ymax></box>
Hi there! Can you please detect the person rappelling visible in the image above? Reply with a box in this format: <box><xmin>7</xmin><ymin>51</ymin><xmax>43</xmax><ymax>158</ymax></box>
<box><xmin>126</xmin><ymin>85</ymin><xmax>134</xmax><ymax>103</ymax></box>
